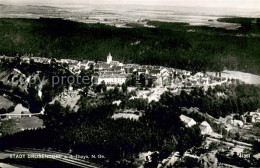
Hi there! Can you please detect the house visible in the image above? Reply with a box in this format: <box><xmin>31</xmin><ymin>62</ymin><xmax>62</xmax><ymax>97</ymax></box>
<box><xmin>180</xmin><ymin>115</ymin><xmax>197</xmax><ymax>127</ymax></box>
<box><xmin>254</xmin><ymin>117</ymin><xmax>260</xmax><ymax>123</ymax></box>
<box><xmin>231</xmin><ymin>119</ymin><xmax>244</xmax><ymax>127</ymax></box>
<box><xmin>201</xmin><ymin>77</ymin><xmax>210</xmax><ymax>85</ymax></box>
<box><xmin>200</xmin><ymin>121</ymin><xmax>213</xmax><ymax>135</ymax></box>
<box><xmin>95</xmin><ymin>62</ymin><xmax>111</xmax><ymax>70</ymax></box>
<box><xmin>253</xmin><ymin>153</ymin><xmax>260</xmax><ymax>160</ymax></box>
<box><xmin>189</xmin><ymin>76</ymin><xmax>199</xmax><ymax>86</ymax></box>
<box><xmin>69</xmin><ymin>62</ymin><xmax>80</xmax><ymax>71</ymax></box>
<box><xmin>112</xmin><ymin>100</ymin><xmax>122</xmax><ymax>106</ymax></box>
<box><xmin>150</xmin><ymin>69</ymin><xmax>160</xmax><ymax>77</ymax></box>
<box><xmin>112</xmin><ymin>66</ymin><xmax>124</xmax><ymax>72</ymax></box>
<box><xmin>110</xmin><ymin>61</ymin><xmax>120</xmax><ymax>66</ymax></box>
<box><xmin>199</xmin><ymin>153</ymin><xmax>218</xmax><ymax>168</ymax></box>
<box><xmin>160</xmin><ymin>68</ymin><xmax>172</xmax><ymax>87</ymax></box>
<box><xmin>195</xmin><ymin>72</ymin><xmax>204</xmax><ymax>77</ymax></box>
<box><xmin>183</xmin><ymin>70</ymin><xmax>191</xmax><ymax>76</ymax></box>
<box><xmin>124</xmin><ymin>67</ymin><xmax>134</xmax><ymax>74</ymax></box>
<box><xmin>80</xmin><ymin>65</ymin><xmax>88</xmax><ymax>70</ymax></box>
<box><xmin>249</xmin><ymin>110</ymin><xmax>260</xmax><ymax>123</ymax></box>
<box><xmin>20</xmin><ymin>56</ymin><xmax>30</xmax><ymax>63</ymax></box>
<box><xmin>31</xmin><ymin>57</ymin><xmax>48</xmax><ymax>64</ymax></box>
<box><xmin>59</xmin><ymin>59</ymin><xmax>71</xmax><ymax>64</ymax></box>
<box><xmin>135</xmin><ymin>69</ymin><xmax>148</xmax><ymax>76</ymax></box>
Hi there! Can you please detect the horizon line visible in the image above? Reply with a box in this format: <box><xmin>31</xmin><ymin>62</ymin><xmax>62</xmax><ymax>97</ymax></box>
<box><xmin>1</xmin><ymin>2</ymin><xmax>260</xmax><ymax>10</ymax></box>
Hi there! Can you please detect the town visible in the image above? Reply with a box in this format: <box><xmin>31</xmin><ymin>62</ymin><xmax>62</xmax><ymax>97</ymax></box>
<box><xmin>0</xmin><ymin>52</ymin><xmax>237</xmax><ymax>88</ymax></box>
<box><xmin>0</xmin><ymin>53</ymin><xmax>259</xmax><ymax>168</ymax></box>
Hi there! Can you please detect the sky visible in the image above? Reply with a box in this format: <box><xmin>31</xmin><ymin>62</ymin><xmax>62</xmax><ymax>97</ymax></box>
<box><xmin>1</xmin><ymin>0</ymin><xmax>260</xmax><ymax>10</ymax></box>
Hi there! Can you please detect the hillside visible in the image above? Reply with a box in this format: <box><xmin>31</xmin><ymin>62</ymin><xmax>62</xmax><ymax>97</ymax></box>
<box><xmin>0</xmin><ymin>18</ymin><xmax>259</xmax><ymax>74</ymax></box>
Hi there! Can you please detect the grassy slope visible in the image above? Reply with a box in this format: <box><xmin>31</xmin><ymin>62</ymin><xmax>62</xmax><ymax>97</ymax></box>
<box><xmin>0</xmin><ymin>18</ymin><xmax>259</xmax><ymax>74</ymax></box>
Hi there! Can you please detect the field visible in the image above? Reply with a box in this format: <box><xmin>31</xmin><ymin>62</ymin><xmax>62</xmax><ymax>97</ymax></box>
<box><xmin>9</xmin><ymin>104</ymin><xmax>29</xmax><ymax>115</ymax></box>
<box><xmin>1</xmin><ymin>117</ymin><xmax>43</xmax><ymax>136</ymax></box>
<box><xmin>0</xmin><ymin>18</ymin><xmax>259</xmax><ymax>74</ymax></box>
<box><xmin>207</xmin><ymin>70</ymin><xmax>260</xmax><ymax>85</ymax></box>
<box><xmin>0</xmin><ymin>96</ymin><xmax>14</xmax><ymax>109</ymax></box>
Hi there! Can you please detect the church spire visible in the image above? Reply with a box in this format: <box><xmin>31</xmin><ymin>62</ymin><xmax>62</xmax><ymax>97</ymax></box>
<box><xmin>107</xmin><ymin>52</ymin><xmax>112</xmax><ymax>64</ymax></box>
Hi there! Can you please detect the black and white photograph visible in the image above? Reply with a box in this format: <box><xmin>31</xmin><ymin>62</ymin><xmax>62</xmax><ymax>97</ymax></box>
<box><xmin>0</xmin><ymin>0</ymin><xmax>259</xmax><ymax>167</ymax></box>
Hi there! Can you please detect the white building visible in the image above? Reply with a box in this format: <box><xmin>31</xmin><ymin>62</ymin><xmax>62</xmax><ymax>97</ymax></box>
<box><xmin>107</xmin><ymin>52</ymin><xmax>113</xmax><ymax>64</ymax></box>
<box><xmin>231</xmin><ymin>119</ymin><xmax>244</xmax><ymax>127</ymax></box>
<box><xmin>180</xmin><ymin>115</ymin><xmax>197</xmax><ymax>127</ymax></box>
<box><xmin>97</xmin><ymin>74</ymin><xmax>128</xmax><ymax>85</ymax></box>
<box><xmin>200</xmin><ymin>121</ymin><xmax>213</xmax><ymax>135</ymax></box>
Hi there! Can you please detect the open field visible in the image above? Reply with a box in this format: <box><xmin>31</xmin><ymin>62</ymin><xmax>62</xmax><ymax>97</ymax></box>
<box><xmin>0</xmin><ymin>96</ymin><xmax>14</xmax><ymax>109</ymax></box>
<box><xmin>10</xmin><ymin>104</ymin><xmax>29</xmax><ymax>115</ymax></box>
<box><xmin>207</xmin><ymin>70</ymin><xmax>260</xmax><ymax>85</ymax></box>
<box><xmin>1</xmin><ymin>116</ymin><xmax>44</xmax><ymax>135</ymax></box>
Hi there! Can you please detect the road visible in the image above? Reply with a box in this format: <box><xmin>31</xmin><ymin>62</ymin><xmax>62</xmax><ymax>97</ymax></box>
<box><xmin>206</xmin><ymin>136</ymin><xmax>252</xmax><ymax>150</ymax></box>
<box><xmin>0</xmin><ymin>148</ymin><xmax>103</xmax><ymax>168</ymax></box>
<box><xmin>164</xmin><ymin>152</ymin><xmax>180</xmax><ymax>168</ymax></box>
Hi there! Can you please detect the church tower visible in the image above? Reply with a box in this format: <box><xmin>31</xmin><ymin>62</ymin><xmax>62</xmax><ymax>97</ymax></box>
<box><xmin>107</xmin><ymin>52</ymin><xmax>112</xmax><ymax>64</ymax></box>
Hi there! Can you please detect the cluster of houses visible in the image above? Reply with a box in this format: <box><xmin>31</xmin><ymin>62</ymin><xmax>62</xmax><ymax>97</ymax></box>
<box><xmin>248</xmin><ymin>109</ymin><xmax>260</xmax><ymax>123</ymax></box>
<box><xmin>180</xmin><ymin>114</ymin><xmax>215</xmax><ymax>136</ymax></box>
<box><xmin>1</xmin><ymin>53</ymin><xmax>227</xmax><ymax>89</ymax></box>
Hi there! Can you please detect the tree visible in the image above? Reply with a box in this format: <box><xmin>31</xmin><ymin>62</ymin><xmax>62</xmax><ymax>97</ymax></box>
<box><xmin>246</xmin><ymin>116</ymin><xmax>252</xmax><ymax>123</ymax></box>
<box><xmin>101</xmin><ymin>81</ymin><xmax>107</xmax><ymax>93</ymax></box>
<box><xmin>140</xmin><ymin>73</ymin><xmax>146</xmax><ymax>87</ymax></box>
<box><xmin>122</xmin><ymin>83</ymin><xmax>127</xmax><ymax>93</ymax></box>
<box><xmin>28</xmin><ymin>86</ymin><xmax>43</xmax><ymax>113</ymax></box>
<box><xmin>0</xmin><ymin>108</ymin><xmax>7</xmax><ymax>114</ymax></box>
<box><xmin>159</xmin><ymin>91</ymin><xmax>175</xmax><ymax>107</ymax></box>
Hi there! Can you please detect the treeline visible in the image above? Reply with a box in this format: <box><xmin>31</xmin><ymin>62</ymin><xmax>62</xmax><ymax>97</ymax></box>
<box><xmin>160</xmin><ymin>84</ymin><xmax>260</xmax><ymax>118</ymax></box>
<box><xmin>0</xmin><ymin>18</ymin><xmax>260</xmax><ymax>74</ymax></box>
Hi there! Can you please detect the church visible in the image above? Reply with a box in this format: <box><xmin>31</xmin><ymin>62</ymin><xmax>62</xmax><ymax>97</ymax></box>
<box><xmin>95</xmin><ymin>53</ymin><xmax>128</xmax><ymax>85</ymax></box>
<box><xmin>106</xmin><ymin>52</ymin><xmax>121</xmax><ymax>66</ymax></box>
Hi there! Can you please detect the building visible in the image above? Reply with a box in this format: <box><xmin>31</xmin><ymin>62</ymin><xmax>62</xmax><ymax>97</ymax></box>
<box><xmin>107</xmin><ymin>52</ymin><xmax>113</xmax><ymax>64</ymax></box>
<box><xmin>160</xmin><ymin>68</ymin><xmax>172</xmax><ymax>87</ymax></box>
<box><xmin>199</xmin><ymin>153</ymin><xmax>218</xmax><ymax>168</ymax></box>
<box><xmin>200</xmin><ymin>121</ymin><xmax>213</xmax><ymax>135</ymax></box>
<box><xmin>21</xmin><ymin>56</ymin><xmax>30</xmax><ymax>64</ymax></box>
<box><xmin>97</xmin><ymin>74</ymin><xmax>128</xmax><ymax>85</ymax></box>
<box><xmin>99</xmin><ymin>71</ymin><xmax>123</xmax><ymax>76</ymax></box>
<box><xmin>95</xmin><ymin>62</ymin><xmax>111</xmax><ymax>70</ymax></box>
<box><xmin>230</xmin><ymin>119</ymin><xmax>244</xmax><ymax>127</ymax></box>
<box><xmin>180</xmin><ymin>115</ymin><xmax>197</xmax><ymax>127</ymax></box>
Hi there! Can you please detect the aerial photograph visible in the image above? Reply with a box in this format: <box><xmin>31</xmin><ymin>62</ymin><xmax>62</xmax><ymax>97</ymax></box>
<box><xmin>0</xmin><ymin>0</ymin><xmax>259</xmax><ymax>167</ymax></box>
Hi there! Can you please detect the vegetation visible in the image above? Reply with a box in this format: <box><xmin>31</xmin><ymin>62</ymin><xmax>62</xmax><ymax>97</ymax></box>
<box><xmin>0</xmin><ymin>87</ymin><xmax>203</xmax><ymax>167</ymax></box>
<box><xmin>0</xmin><ymin>18</ymin><xmax>260</xmax><ymax>74</ymax></box>
<box><xmin>160</xmin><ymin>84</ymin><xmax>260</xmax><ymax>118</ymax></box>
<box><xmin>0</xmin><ymin>17</ymin><xmax>260</xmax><ymax>167</ymax></box>
<box><xmin>0</xmin><ymin>58</ymin><xmax>77</xmax><ymax>112</ymax></box>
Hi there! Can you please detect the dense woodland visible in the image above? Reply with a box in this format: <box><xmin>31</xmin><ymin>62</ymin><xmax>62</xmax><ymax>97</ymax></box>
<box><xmin>0</xmin><ymin>90</ymin><xmax>203</xmax><ymax>167</ymax></box>
<box><xmin>161</xmin><ymin>84</ymin><xmax>260</xmax><ymax>118</ymax></box>
<box><xmin>0</xmin><ymin>18</ymin><xmax>260</xmax><ymax>74</ymax></box>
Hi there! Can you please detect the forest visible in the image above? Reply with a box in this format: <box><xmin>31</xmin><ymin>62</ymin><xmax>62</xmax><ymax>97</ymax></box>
<box><xmin>0</xmin><ymin>17</ymin><xmax>259</xmax><ymax>74</ymax></box>
<box><xmin>0</xmin><ymin>87</ymin><xmax>203</xmax><ymax>167</ymax></box>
